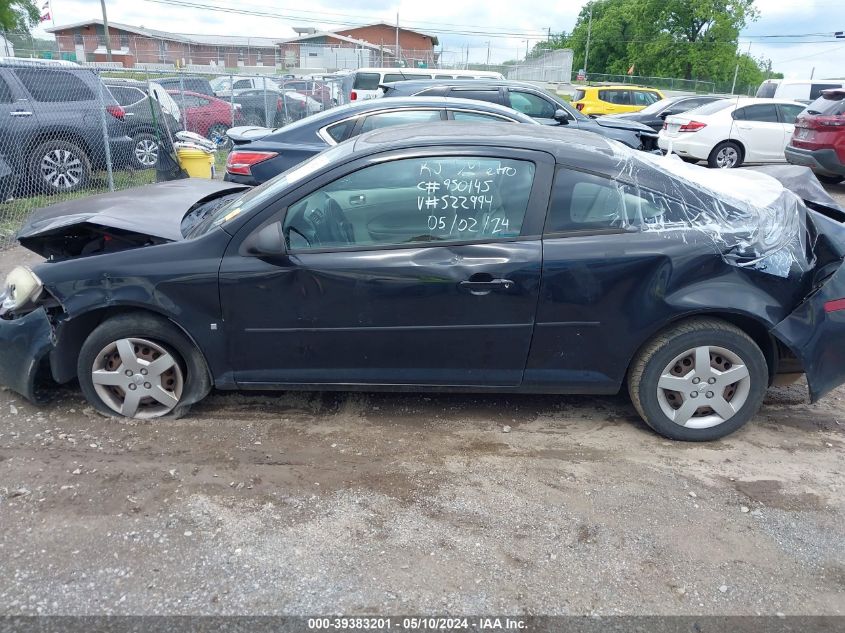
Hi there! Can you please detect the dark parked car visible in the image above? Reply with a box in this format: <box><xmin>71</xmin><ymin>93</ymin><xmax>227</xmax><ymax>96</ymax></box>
<box><xmin>379</xmin><ymin>79</ymin><xmax>659</xmax><ymax>151</ymax></box>
<box><xmin>3</xmin><ymin>123</ymin><xmax>845</xmax><ymax>441</ymax></box>
<box><xmin>786</xmin><ymin>89</ymin><xmax>845</xmax><ymax>184</ymax></box>
<box><xmin>232</xmin><ymin>88</ymin><xmax>308</xmax><ymax>127</ymax></box>
<box><xmin>105</xmin><ymin>78</ymin><xmax>182</xmax><ymax>169</ymax></box>
<box><xmin>601</xmin><ymin>95</ymin><xmax>726</xmax><ymax>132</ymax></box>
<box><xmin>224</xmin><ymin>96</ymin><xmax>537</xmax><ymax>185</ymax></box>
<box><xmin>0</xmin><ymin>61</ymin><xmax>132</xmax><ymax>195</ymax></box>
<box><xmin>154</xmin><ymin>76</ymin><xmax>215</xmax><ymax>98</ymax></box>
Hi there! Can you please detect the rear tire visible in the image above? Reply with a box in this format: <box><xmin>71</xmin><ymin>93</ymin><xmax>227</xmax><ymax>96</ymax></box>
<box><xmin>207</xmin><ymin>124</ymin><xmax>232</xmax><ymax>151</ymax></box>
<box><xmin>130</xmin><ymin>132</ymin><xmax>159</xmax><ymax>170</ymax></box>
<box><xmin>707</xmin><ymin>141</ymin><xmax>743</xmax><ymax>169</ymax></box>
<box><xmin>627</xmin><ymin>318</ymin><xmax>767</xmax><ymax>441</ymax></box>
<box><xmin>28</xmin><ymin>139</ymin><xmax>91</xmax><ymax>194</ymax></box>
<box><xmin>816</xmin><ymin>173</ymin><xmax>844</xmax><ymax>185</ymax></box>
<box><xmin>77</xmin><ymin>314</ymin><xmax>207</xmax><ymax>420</ymax></box>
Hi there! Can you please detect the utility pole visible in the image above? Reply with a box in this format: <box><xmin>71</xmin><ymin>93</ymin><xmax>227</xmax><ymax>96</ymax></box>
<box><xmin>730</xmin><ymin>42</ymin><xmax>751</xmax><ymax>95</ymax></box>
<box><xmin>584</xmin><ymin>4</ymin><xmax>593</xmax><ymax>74</ymax></box>
<box><xmin>486</xmin><ymin>41</ymin><xmax>491</xmax><ymax>67</ymax></box>
<box><xmin>547</xmin><ymin>27</ymin><xmax>551</xmax><ymax>43</ymax></box>
<box><xmin>395</xmin><ymin>12</ymin><xmax>400</xmax><ymax>67</ymax></box>
<box><xmin>524</xmin><ymin>39</ymin><xmax>529</xmax><ymax>60</ymax></box>
<box><xmin>810</xmin><ymin>66</ymin><xmax>815</xmax><ymax>79</ymax></box>
<box><xmin>100</xmin><ymin>0</ymin><xmax>113</xmax><ymax>63</ymax></box>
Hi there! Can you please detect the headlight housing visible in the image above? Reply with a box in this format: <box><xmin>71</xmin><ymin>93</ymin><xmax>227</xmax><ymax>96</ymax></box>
<box><xmin>0</xmin><ymin>266</ymin><xmax>43</xmax><ymax>316</ymax></box>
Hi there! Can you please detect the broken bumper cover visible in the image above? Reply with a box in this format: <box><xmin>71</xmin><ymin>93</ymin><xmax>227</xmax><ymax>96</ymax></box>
<box><xmin>773</xmin><ymin>262</ymin><xmax>845</xmax><ymax>402</ymax></box>
<box><xmin>0</xmin><ymin>308</ymin><xmax>54</xmax><ymax>403</ymax></box>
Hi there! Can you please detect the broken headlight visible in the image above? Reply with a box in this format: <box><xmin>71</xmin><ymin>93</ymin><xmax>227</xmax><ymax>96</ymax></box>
<box><xmin>0</xmin><ymin>266</ymin><xmax>43</xmax><ymax>316</ymax></box>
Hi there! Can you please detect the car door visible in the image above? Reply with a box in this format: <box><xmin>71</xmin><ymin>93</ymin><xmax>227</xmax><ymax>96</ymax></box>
<box><xmin>505</xmin><ymin>89</ymin><xmax>559</xmax><ymax>124</ymax></box>
<box><xmin>0</xmin><ymin>70</ymin><xmax>37</xmax><ymax>195</ymax></box>
<box><xmin>776</xmin><ymin>103</ymin><xmax>805</xmax><ymax>152</ymax></box>
<box><xmin>599</xmin><ymin>89</ymin><xmax>630</xmax><ymax>115</ymax></box>
<box><xmin>218</xmin><ymin>148</ymin><xmax>554</xmax><ymax>387</ymax></box>
<box><xmin>730</xmin><ymin>104</ymin><xmax>785</xmax><ymax>162</ymax></box>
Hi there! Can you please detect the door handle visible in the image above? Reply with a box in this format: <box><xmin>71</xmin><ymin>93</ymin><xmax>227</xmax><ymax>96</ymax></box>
<box><xmin>349</xmin><ymin>194</ymin><xmax>366</xmax><ymax>206</ymax></box>
<box><xmin>736</xmin><ymin>124</ymin><xmax>752</xmax><ymax>130</ymax></box>
<box><xmin>10</xmin><ymin>111</ymin><xmax>32</xmax><ymax>117</ymax></box>
<box><xmin>459</xmin><ymin>278</ymin><xmax>514</xmax><ymax>295</ymax></box>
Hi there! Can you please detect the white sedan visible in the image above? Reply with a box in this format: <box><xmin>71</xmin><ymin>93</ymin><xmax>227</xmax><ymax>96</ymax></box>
<box><xmin>657</xmin><ymin>97</ymin><xmax>805</xmax><ymax>168</ymax></box>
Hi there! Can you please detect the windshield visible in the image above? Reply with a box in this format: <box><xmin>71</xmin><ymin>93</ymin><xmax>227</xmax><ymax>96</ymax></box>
<box><xmin>186</xmin><ymin>143</ymin><xmax>357</xmax><ymax>238</ymax></box>
<box><xmin>638</xmin><ymin>98</ymin><xmax>675</xmax><ymax>115</ymax></box>
<box><xmin>756</xmin><ymin>82</ymin><xmax>778</xmax><ymax>98</ymax></box>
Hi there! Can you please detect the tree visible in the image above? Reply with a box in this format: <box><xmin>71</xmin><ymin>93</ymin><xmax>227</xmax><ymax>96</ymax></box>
<box><xmin>549</xmin><ymin>0</ymin><xmax>773</xmax><ymax>86</ymax></box>
<box><xmin>0</xmin><ymin>0</ymin><xmax>39</xmax><ymax>33</ymax></box>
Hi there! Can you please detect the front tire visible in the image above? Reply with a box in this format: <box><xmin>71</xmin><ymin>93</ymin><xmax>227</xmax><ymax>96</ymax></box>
<box><xmin>627</xmin><ymin>318</ymin><xmax>767</xmax><ymax>441</ymax></box>
<box><xmin>131</xmin><ymin>132</ymin><xmax>159</xmax><ymax>169</ymax></box>
<box><xmin>77</xmin><ymin>314</ymin><xmax>205</xmax><ymax>420</ymax></box>
<box><xmin>707</xmin><ymin>141</ymin><xmax>743</xmax><ymax>169</ymax></box>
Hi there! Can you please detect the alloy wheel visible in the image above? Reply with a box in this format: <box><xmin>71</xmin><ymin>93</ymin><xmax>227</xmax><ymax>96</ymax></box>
<box><xmin>40</xmin><ymin>148</ymin><xmax>84</xmax><ymax>190</ymax></box>
<box><xmin>134</xmin><ymin>138</ymin><xmax>159</xmax><ymax>167</ymax></box>
<box><xmin>91</xmin><ymin>337</ymin><xmax>184</xmax><ymax>419</ymax></box>
<box><xmin>655</xmin><ymin>345</ymin><xmax>751</xmax><ymax>429</ymax></box>
<box><xmin>715</xmin><ymin>146</ymin><xmax>739</xmax><ymax>168</ymax></box>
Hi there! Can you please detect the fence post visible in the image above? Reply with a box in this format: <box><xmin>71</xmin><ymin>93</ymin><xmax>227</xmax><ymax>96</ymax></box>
<box><xmin>96</xmin><ymin>71</ymin><xmax>115</xmax><ymax>192</ymax></box>
<box><xmin>178</xmin><ymin>73</ymin><xmax>188</xmax><ymax>132</ymax></box>
<box><xmin>229</xmin><ymin>74</ymin><xmax>235</xmax><ymax>126</ymax></box>
<box><xmin>263</xmin><ymin>76</ymin><xmax>269</xmax><ymax>127</ymax></box>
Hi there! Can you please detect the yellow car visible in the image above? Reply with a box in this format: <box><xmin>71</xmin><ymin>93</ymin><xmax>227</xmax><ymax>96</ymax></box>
<box><xmin>571</xmin><ymin>85</ymin><xmax>665</xmax><ymax>116</ymax></box>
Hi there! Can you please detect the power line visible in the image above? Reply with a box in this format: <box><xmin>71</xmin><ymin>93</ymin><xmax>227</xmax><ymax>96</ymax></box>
<box><xmin>140</xmin><ymin>0</ymin><xmax>551</xmax><ymax>39</ymax></box>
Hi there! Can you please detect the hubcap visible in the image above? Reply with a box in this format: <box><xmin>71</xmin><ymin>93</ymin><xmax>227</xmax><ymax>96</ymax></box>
<box><xmin>716</xmin><ymin>147</ymin><xmax>738</xmax><ymax>168</ymax></box>
<box><xmin>41</xmin><ymin>148</ymin><xmax>83</xmax><ymax>189</ymax></box>
<box><xmin>656</xmin><ymin>345</ymin><xmax>751</xmax><ymax>429</ymax></box>
<box><xmin>134</xmin><ymin>138</ymin><xmax>159</xmax><ymax>166</ymax></box>
<box><xmin>91</xmin><ymin>337</ymin><xmax>184</xmax><ymax>419</ymax></box>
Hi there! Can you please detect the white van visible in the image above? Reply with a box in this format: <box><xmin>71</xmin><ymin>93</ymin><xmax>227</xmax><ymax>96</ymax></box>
<box><xmin>340</xmin><ymin>67</ymin><xmax>505</xmax><ymax>103</ymax></box>
<box><xmin>757</xmin><ymin>79</ymin><xmax>845</xmax><ymax>104</ymax></box>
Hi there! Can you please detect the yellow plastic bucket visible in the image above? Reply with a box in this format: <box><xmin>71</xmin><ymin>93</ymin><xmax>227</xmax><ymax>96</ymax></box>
<box><xmin>176</xmin><ymin>147</ymin><xmax>215</xmax><ymax>179</ymax></box>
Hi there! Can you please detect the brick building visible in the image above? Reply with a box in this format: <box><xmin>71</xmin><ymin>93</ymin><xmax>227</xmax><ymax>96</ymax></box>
<box><xmin>45</xmin><ymin>20</ymin><xmax>278</xmax><ymax>68</ymax></box>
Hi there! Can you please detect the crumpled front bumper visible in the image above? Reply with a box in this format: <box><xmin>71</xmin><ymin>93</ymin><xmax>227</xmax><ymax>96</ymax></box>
<box><xmin>0</xmin><ymin>308</ymin><xmax>55</xmax><ymax>403</ymax></box>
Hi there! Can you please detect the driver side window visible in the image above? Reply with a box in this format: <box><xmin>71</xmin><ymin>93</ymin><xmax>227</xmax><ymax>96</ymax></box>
<box><xmin>282</xmin><ymin>156</ymin><xmax>536</xmax><ymax>251</ymax></box>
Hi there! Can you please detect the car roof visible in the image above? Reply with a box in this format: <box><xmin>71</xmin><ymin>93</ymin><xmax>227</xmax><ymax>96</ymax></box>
<box><xmin>381</xmin><ymin>78</ymin><xmax>558</xmax><ymax>92</ymax></box>
<box><xmin>103</xmin><ymin>78</ymin><xmax>148</xmax><ymax>89</ymax></box>
<box><xmin>352</xmin><ymin>120</ymin><xmax>613</xmax><ymax>165</ymax></box>
<box><xmin>728</xmin><ymin>97</ymin><xmax>806</xmax><ymax>107</ymax></box>
<box><xmin>324</xmin><ymin>96</ymin><xmax>537</xmax><ymax>121</ymax></box>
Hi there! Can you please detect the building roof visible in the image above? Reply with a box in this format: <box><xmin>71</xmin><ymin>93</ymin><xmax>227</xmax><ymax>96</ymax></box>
<box><xmin>277</xmin><ymin>31</ymin><xmax>392</xmax><ymax>53</ymax></box>
<box><xmin>337</xmin><ymin>22</ymin><xmax>439</xmax><ymax>46</ymax></box>
<box><xmin>45</xmin><ymin>19</ymin><xmax>279</xmax><ymax>48</ymax></box>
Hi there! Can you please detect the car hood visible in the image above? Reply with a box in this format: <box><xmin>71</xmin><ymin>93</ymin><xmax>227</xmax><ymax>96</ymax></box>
<box><xmin>593</xmin><ymin>116</ymin><xmax>655</xmax><ymax>134</ymax></box>
<box><xmin>17</xmin><ymin>179</ymin><xmax>247</xmax><ymax>257</ymax></box>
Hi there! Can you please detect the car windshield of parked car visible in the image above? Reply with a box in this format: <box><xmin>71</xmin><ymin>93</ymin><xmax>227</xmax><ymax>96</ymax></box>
<box><xmin>185</xmin><ymin>142</ymin><xmax>355</xmax><ymax>239</ymax></box>
<box><xmin>637</xmin><ymin>98</ymin><xmax>675</xmax><ymax>115</ymax></box>
<box><xmin>806</xmin><ymin>92</ymin><xmax>845</xmax><ymax>115</ymax></box>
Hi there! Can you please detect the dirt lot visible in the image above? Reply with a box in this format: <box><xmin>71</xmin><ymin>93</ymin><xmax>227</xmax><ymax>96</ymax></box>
<box><xmin>0</xmin><ymin>183</ymin><xmax>843</xmax><ymax>616</ymax></box>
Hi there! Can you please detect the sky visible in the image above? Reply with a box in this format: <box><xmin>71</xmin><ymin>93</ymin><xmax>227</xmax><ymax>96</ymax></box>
<box><xmin>28</xmin><ymin>0</ymin><xmax>845</xmax><ymax>79</ymax></box>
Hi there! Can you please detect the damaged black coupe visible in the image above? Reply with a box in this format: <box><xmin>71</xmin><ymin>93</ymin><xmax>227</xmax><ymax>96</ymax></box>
<box><xmin>2</xmin><ymin>123</ymin><xmax>845</xmax><ymax>441</ymax></box>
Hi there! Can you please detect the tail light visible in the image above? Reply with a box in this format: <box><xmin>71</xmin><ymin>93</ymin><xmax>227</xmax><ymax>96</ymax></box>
<box><xmin>824</xmin><ymin>298</ymin><xmax>845</xmax><ymax>313</ymax></box>
<box><xmin>575</xmin><ymin>102</ymin><xmax>584</xmax><ymax>111</ymax></box>
<box><xmin>350</xmin><ymin>90</ymin><xmax>358</xmax><ymax>101</ymax></box>
<box><xmin>662</xmin><ymin>121</ymin><xmax>668</xmax><ymax>130</ymax></box>
<box><xmin>813</xmin><ymin>115</ymin><xmax>845</xmax><ymax>128</ymax></box>
<box><xmin>106</xmin><ymin>104</ymin><xmax>125</xmax><ymax>120</ymax></box>
<box><xmin>679</xmin><ymin>121</ymin><xmax>706</xmax><ymax>132</ymax></box>
<box><xmin>226</xmin><ymin>150</ymin><xmax>278</xmax><ymax>176</ymax></box>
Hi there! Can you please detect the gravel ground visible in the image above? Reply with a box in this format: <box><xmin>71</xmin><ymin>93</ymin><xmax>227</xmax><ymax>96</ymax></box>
<box><xmin>0</xmin><ymin>183</ymin><xmax>842</xmax><ymax>616</ymax></box>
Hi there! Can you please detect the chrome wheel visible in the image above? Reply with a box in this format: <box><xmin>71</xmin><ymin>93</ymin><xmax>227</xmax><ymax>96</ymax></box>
<box><xmin>91</xmin><ymin>337</ymin><xmax>184</xmax><ymax>419</ymax></box>
<box><xmin>134</xmin><ymin>138</ymin><xmax>159</xmax><ymax>167</ymax></box>
<box><xmin>715</xmin><ymin>146</ymin><xmax>739</xmax><ymax>168</ymax></box>
<box><xmin>40</xmin><ymin>148</ymin><xmax>83</xmax><ymax>189</ymax></box>
<box><xmin>656</xmin><ymin>345</ymin><xmax>751</xmax><ymax>429</ymax></box>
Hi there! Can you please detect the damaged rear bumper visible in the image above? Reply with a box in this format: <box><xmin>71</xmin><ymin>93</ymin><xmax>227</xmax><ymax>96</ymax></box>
<box><xmin>0</xmin><ymin>308</ymin><xmax>55</xmax><ymax>403</ymax></box>
<box><xmin>773</xmin><ymin>262</ymin><xmax>845</xmax><ymax>402</ymax></box>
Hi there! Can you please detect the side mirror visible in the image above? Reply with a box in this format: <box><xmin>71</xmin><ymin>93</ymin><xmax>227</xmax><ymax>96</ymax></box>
<box><xmin>242</xmin><ymin>222</ymin><xmax>285</xmax><ymax>257</ymax></box>
<box><xmin>554</xmin><ymin>108</ymin><xmax>570</xmax><ymax>124</ymax></box>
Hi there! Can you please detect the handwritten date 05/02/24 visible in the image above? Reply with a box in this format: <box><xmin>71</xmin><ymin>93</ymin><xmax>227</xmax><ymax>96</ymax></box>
<box><xmin>427</xmin><ymin>214</ymin><xmax>510</xmax><ymax>236</ymax></box>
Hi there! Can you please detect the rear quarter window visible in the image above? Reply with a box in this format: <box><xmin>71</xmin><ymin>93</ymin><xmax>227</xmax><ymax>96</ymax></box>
<box><xmin>15</xmin><ymin>69</ymin><xmax>94</xmax><ymax>102</ymax></box>
<box><xmin>353</xmin><ymin>72</ymin><xmax>380</xmax><ymax>90</ymax></box>
<box><xmin>573</xmin><ymin>89</ymin><xmax>586</xmax><ymax>101</ymax></box>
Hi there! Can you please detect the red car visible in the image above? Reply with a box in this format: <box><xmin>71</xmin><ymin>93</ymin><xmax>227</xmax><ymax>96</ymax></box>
<box><xmin>785</xmin><ymin>89</ymin><xmax>845</xmax><ymax>184</ymax></box>
<box><xmin>167</xmin><ymin>90</ymin><xmax>244</xmax><ymax>147</ymax></box>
